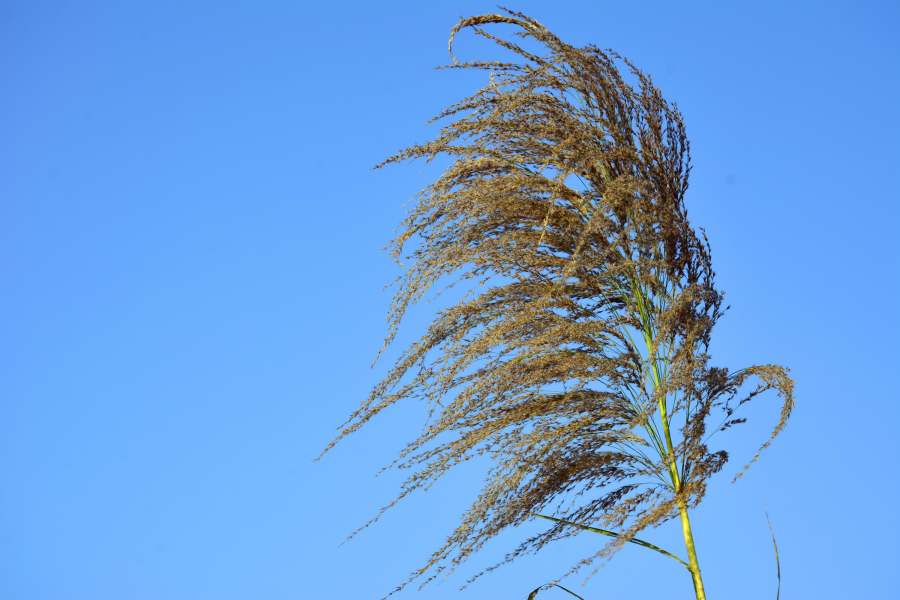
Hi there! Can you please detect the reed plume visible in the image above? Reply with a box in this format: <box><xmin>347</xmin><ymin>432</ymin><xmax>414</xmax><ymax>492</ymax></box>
<box><xmin>321</xmin><ymin>8</ymin><xmax>794</xmax><ymax>599</ymax></box>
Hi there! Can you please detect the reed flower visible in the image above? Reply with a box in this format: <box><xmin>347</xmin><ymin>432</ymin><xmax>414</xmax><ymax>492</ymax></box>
<box><xmin>321</xmin><ymin>9</ymin><xmax>794</xmax><ymax>599</ymax></box>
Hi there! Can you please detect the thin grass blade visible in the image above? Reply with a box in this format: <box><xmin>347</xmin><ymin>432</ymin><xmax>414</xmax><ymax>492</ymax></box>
<box><xmin>765</xmin><ymin>503</ymin><xmax>781</xmax><ymax>600</ymax></box>
<box><xmin>526</xmin><ymin>584</ymin><xmax>587</xmax><ymax>600</ymax></box>
<box><xmin>556</xmin><ymin>584</ymin><xmax>587</xmax><ymax>599</ymax></box>
<box><xmin>533</xmin><ymin>513</ymin><xmax>691</xmax><ymax>571</ymax></box>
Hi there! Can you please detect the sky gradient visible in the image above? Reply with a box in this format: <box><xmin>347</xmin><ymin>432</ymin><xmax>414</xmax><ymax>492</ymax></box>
<box><xmin>1</xmin><ymin>2</ymin><xmax>898</xmax><ymax>599</ymax></box>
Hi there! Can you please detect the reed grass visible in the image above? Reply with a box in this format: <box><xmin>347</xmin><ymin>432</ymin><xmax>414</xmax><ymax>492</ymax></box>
<box><xmin>320</xmin><ymin>8</ymin><xmax>794</xmax><ymax>599</ymax></box>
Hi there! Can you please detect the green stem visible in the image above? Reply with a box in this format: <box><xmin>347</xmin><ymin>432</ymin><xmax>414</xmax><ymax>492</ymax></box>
<box><xmin>634</xmin><ymin>277</ymin><xmax>706</xmax><ymax>600</ymax></box>
<box><xmin>656</xmin><ymin>393</ymin><xmax>704</xmax><ymax>599</ymax></box>
<box><xmin>593</xmin><ymin>206</ymin><xmax>707</xmax><ymax>599</ymax></box>
<box><xmin>679</xmin><ymin>502</ymin><xmax>706</xmax><ymax>600</ymax></box>
<box><xmin>658</xmin><ymin>382</ymin><xmax>706</xmax><ymax>600</ymax></box>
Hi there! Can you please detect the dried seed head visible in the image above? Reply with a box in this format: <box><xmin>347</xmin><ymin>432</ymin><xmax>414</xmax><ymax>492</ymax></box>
<box><xmin>321</xmin><ymin>8</ymin><xmax>794</xmax><ymax>595</ymax></box>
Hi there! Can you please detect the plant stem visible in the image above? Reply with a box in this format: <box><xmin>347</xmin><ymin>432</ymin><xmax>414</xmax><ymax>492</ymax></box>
<box><xmin>678</xmin><ymin>502</ymin><xmax>706</xmax><ymax>600</ymax></box>
<box><xmin>659</xmin><ymin>396</ymin><xmax>707</xmax><ymax>599</ymax></box>
<box><xmin>624</xmin><ymin>258</ymin><xmax>708</xmax><ymax>599</ymax></box>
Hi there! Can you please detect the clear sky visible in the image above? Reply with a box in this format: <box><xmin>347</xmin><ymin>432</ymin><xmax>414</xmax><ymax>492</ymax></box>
<box><xmin>1</xmin><ymin>1</ymin><xmax>898</xmax><ymax>599</ymax></box>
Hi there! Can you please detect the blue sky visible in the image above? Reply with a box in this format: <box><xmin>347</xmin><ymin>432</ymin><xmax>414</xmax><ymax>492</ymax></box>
<box><xmin>1</xmin><ymin>1</ymin><xmax>898</xmax><ymax>599</ymax></box>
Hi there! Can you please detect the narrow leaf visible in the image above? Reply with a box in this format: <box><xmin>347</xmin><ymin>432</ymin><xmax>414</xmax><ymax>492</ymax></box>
<box><xmin>556</xmin><ymin>584</ymin><xmax>587</xmax><ymax>599</ymax></box>
<box><xmin>533</xmin><ymin>513</ymin><xmax>691</xmax><ymax>571</ymax></box>
<box><xmin>765</xmin><ymin>503</ymin><xmax>781</xmax><ymax>600</ymax></box>
<box><xmin>527</xmin><ymin>584</ymin><xmax>586</xmax><ymax>600</ymax></box>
